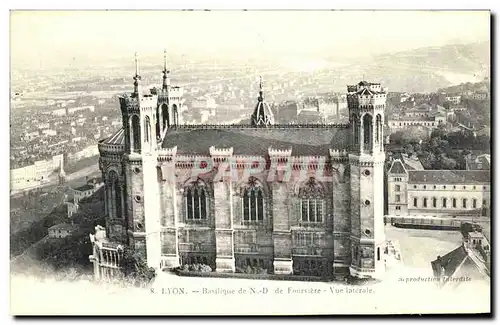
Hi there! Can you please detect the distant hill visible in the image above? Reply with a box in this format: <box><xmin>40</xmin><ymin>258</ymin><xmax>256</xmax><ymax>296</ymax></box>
<box><xmin>437</xmin><ymin>79</ymin><xmax>490</xmax><ymax>95</ymax></box>
<box><xmin>327</xmin><ymin>42</ymin><xmax>490</xmax><ymax>93</ymax></box>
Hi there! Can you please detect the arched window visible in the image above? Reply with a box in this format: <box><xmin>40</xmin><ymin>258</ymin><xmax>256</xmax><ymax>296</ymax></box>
<box><xmin>184</xmin><ymin>179</ymin><xmax>208</xmax><ymax>222</ymax></box>
<box><xmin>299</xmin><ymin>177</ymin><xmax>324</xmax><ymax>223</ymax></box>
<box><xmin>114</xmin><ymin>177</ymin><xmax>122</xmax><ymax>218</ymax></box>
<box><xmin>462</xmin><ymin>198</ymin><xmax>467</xmax><ymax>209</ymax></box>
<box><xmin>161</xmin><ymin>104</ymin><xmax>169</xmax><ymax>130</ymax></box>
<box><xmin>413</xmin><ymin>197</ymin><xmax>418</xmax><ymax>207</ymax></box>
<box><xmin>376</xmin><ymin>114</ymin><xmax>382</xmax><ymax>143</ymax></box>
<box><xmin>131</xmin><ymin>115</ymin><xmax>141</xmax><ymax>152</ymax></box>
<box><xmin>107</xmin><ymin>170</ymin><xmax>122</xmax><ymax>220</ymax></box>
<box><xmin>242</xmin><ymin>177</ymin><xmax>265</xmax><ymax>223</ymax></box>
<box><xmin>432</xmin><ymin>197</ymin><xmax>437</xmax><ymax>208</ymax></box>
<box><xmin>144</xmin><ymin>116</ymin><xmax>151</xmax><ymax>143</ymax></box>
<box><xmin>442</xmin><ymin>198</ymin><xmax>447</xmax><ymax>208</ymax></box>
<box><xmin>423</xmin><ymin>197</ymin><xmax>427</xmax><ymax>208</ymax></box>
<box><xmin>172</xmin><ymin>104</ymin><xmax>178</xmax><ymax>126</ymax></box>
<box><xmin>452</xmin><ymin>198</ymin><xmax>457</xmax><ymax>208</ymax></box>
<box><xmin>352</xmin><ymin>114</ymin><xmax>359</xmax><ymax>145</ymax></box>
<box><xmin>472</xmin><ymin>198</ymin><xmax>477</xmax><ymax>209</ymax></box>
<box><xmin>363</xmin><ymin>114</ymin><xmax>373</xmax><ymax>150</ymax></box>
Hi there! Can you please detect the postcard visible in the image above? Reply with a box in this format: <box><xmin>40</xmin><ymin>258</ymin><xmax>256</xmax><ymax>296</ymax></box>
<box><xmin>9</xmin><ymin>9</ymin><xmax>491</xmax><ymax>316</ymax></box>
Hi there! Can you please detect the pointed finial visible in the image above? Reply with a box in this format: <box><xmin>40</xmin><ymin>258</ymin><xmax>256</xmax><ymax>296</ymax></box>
<box><xmin>135</xmin><ymin>52</ymin><xmax>140</xmax><ymax>77</ymax></box>
<box><xmin>162</xmin><ymin>49</ymin><xmax>170</xmax><ymax>90</ymax></box>
<box><xmin>258</xmin><ymin>76</ymin><xmax>264</xmax><ymax>102</ymax></box>
<box><xmin>163</xmin><ymin>49</ymin><xmax>167</xmax><ymax>72</ymax></box>
<box><xmin>133</xmin><ymin>52</ymin><xmax>142</xmax><ymax>96</ymax></box>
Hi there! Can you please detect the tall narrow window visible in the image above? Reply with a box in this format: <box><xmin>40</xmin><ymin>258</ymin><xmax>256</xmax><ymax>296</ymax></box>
<box><xmin>114</xmin><ymin>178</ymin><xmax>122</xmax><ymax>218</ymax></box>
<box><xmin>363</xmin><ymin>114</ymin><xmax>373</xmax><ymax>152</ymax></box>
<box><xmin>131</xmin><ymin>115</ymin><xmax>141</xmax><ymax>152</ymax></box>
<box><xmin>257</xmin><ymin>190</ymin><xmax>264</xmax><ymax>221</ymax></box>
<box><xmin>413</xmin><ymin>197</ymin><xmax>418</xmax><ymax>207</ymax></box>
<box><xmin>472</xmin><ymin>199</ymin><xmax>477</xmax><ymax>209</ymax></box>
<box><xmin>185</xmin><ymin>179</ymin><xmax>208</xmax><ymax>221</ymax></box>
<box><xmin>144</xmin><ymin>116</ymin><xmax>151</xmax><ymax>143</ymax></box>
<box><xmin>432</xmin><ymin>197</ymin><xmax>437</xmax><ymax>208</ymax></box>
<box><xmin>376</xmin><ymin>114</ymin><xmax>382</xmax><ymax>143</ymax></box>
<box><xmin>452</xmin><ymin>198</ymin><xmax>457</xmax><ymax>208</ymax></box>
<box><xmin>242</xmin><ymin>177</ymin><xmax>265</xmax><ymax>223</ymax></box>
<box><xmin>186</xmin><ymin>189</ymin><xmax>193</xmax><ymax>220</ymax></box>
<box><xmin>442</xmin><ymin>198</ymin><xmax>447</xmax><ymax>208</ymax></box>
<box><xmin>352</xmin><ymin>114</ymin><xmax>359</xmax><ymax>145</ymax></box>
<box><xmin>161</xmin><ymin>104</ymin><xmax>169</xmax><ymax>130</ymax></box>
<box><xmin>299</xmin><ymin>178</ymin><xmax>324</xmax><ymax>224</ymax></box>
<box><xmin>462</xmin><ymin>198</ymin><xmax>467</xmax><ymax>209</ymax></box>
<box><xmin>423</xmin><ymin>198</ymin><xmax>427</xmax><ymax>208</ymax></box>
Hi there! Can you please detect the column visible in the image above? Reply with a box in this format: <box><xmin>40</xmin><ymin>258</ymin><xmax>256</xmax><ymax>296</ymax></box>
<box><xmin>143</xmin><ymin>153</ymin><xmax>164</xmax><ymax>270</ymax></box>
<box><xmin>272</xmin><ymin>182</ymin><xmax>293</xmax><ymax>274</ymax></box>
<box><xmin>214</xmin><ymin>180</ymin><xmax>235</xmax><ymax>272</ymax></box>
<box><xmin>158</xmin><ymin>161</ymin><xmax>179</xmax><ymax>269</ymax></box>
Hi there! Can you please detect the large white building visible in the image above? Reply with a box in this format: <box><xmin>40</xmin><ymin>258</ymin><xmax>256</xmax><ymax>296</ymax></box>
<box><xmin>387</xmin><ymin>159</ymin><xmax>490</xmax><ymax>218</ymax></box>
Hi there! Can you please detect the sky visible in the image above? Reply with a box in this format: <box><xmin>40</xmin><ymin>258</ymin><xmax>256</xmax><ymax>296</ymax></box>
<box><xmin>10</xmin><ymin>10</ymin><xmax>490</xmax><ymax>68</ymax></box>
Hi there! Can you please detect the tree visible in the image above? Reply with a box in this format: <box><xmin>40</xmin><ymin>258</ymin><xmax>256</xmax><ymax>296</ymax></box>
<box><xmin>120</xmin><ymin>247</ymin><xmax>156</xmax><ymax>286</ymax></box>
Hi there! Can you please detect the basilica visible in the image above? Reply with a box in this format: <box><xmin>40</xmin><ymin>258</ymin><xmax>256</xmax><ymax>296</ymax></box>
<box><xmin>90</xmin><ymin>52</ymin><xmax>387</xmax><ymax>280</ymax></box>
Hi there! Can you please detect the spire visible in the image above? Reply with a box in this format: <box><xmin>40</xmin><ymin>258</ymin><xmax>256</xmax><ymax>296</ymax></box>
<box><xmin>133</xmin><ymin>52</ymin><xmax>142</xmax><ymax>96</ymax></box>
<box><xmin>251</xmin><ymin>75</ymin><xmax>274</xmax><ymax>127</ymax></box>
<box><xmin>258</xmin><ymin>76</ymin><xmax>264</xmax><ymax>102</ymax></box>
<box><xmin>162</xmin><ymin>49</ymin><xmax>170</xmax><ymax>90</ymax></box>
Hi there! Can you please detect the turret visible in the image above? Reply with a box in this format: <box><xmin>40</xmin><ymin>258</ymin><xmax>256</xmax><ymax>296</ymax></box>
<box><xmin>251</xmin><ymin>76</ymin><xmax>275</xmax><ymax>127</ymax></box>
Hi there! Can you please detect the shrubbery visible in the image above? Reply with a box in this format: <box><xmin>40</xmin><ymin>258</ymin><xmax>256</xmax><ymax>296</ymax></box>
<box><xmin>119</xmin><ymin>247</ymin><xmax>156</xmax><ymax>286</ymax></box>
<box><xmin>235</xmin><ymin>265</ymin><xmax>268</xmax><ymax>275</ymax></box>
<box><xmin>179</xmin><ymin>263</ymin><xmax>213</xmax><ymax>273</ymax></box>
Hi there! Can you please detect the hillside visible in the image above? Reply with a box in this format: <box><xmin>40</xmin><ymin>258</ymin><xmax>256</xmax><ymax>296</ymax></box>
<box><xmin>328</xmin><ymin>42</ymin><xmax>490</xmax><ymax>93</ymax></box>
<box><xmin>437</xmin><ymin>79</ymin><xmax>490</xmax><ymax>95</ymax></box>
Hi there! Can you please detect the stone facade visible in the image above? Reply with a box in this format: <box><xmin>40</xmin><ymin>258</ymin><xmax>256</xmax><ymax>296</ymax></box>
<box><xmin>93</xmin><ymin>56</ymin><xmax>387</xmax><ymax>280</ymax></box>
<box><xmin>387</xmin><ymin>159</ymin><xmax>491</xmax><ymax>218</ymax></box>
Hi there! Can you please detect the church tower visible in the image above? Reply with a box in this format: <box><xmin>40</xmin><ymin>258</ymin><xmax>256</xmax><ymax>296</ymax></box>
<box><xmin>251</xmin><ymin>76</ymin><xmax>275</xmax><ymax>127</ymax></box>
<box><xmin>156</xmin><ymin>50</ymin><xmax>184</xmax><ymax>137</ymax></box>
<box><xmin>347</xmin><ymin>81</ymin><xmax>386</xmax><ymax>279</ymax></box>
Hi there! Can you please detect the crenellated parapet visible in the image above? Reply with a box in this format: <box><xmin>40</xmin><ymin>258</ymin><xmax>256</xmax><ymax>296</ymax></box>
<box><xmin>268</xmin><ymin>146</ymin><xmax>292</xmax><ymax>158</ymax></box>
<box><xmin>232</xmin><ymin>155</ymin><xmax>266</xmax><ymax>169</ymax></box>
<box><xmin>119</xmin><ymin>95</ymin><xmax>140</xmax><ymax>114</ymax></box>
<box><xmin>291</xmin><ymin>155</ymin><xmax>330</xmax><ymax>170</ymax></box>
<box><xmin>209</xmin><ymin>146</ymin><xmax>234</xmax><ymax>163</ymax></box>
<box><xmin>329</xmin><ymin>148</ymin><xmax>349</xmax><ymax>162</ymax></box>
<box><xmin>157</xmin><ymin>146</ymin><xmax>178</xmax><ymax>162</ymax></box>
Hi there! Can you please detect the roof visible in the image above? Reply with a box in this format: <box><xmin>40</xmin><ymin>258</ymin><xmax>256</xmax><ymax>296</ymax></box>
<box><xmin>408</xmin><ymin>170</ymin><xmax>490</xmax><ymax>184</ymax></box>
<box><xmin>49</xmin><ymin>223</ymin><xmax>78</xmax><ymax>231</ymax></box>
<box><xmin>388</xmin><ymin>159</ymin><xmax>407</xmax><ymax>174</ymax></box>
<box><xmin>406</xmin><ymin>103</ymin><xmax>432</xmax><ymax>112</ymax></box>
<box><xmin>74</xmin><ymin>184</ymin><xmax>95</xmax><ymax>192</ymax></box>
<box><xmin>400</xmin><ymin>154</ymin><xmax>424</xmax><ymax>171</ymax></box>
<box><xmin>431</xmin><ymin>246</ymin><xmax>468</xmax><ymax>277</ymax></box>
<box><xmin>101</xmin><ymin>128</ymin><xmax>124</xmax><ymax>145</ymax></box>
<box><xmin>162</xmin><ymin>125</ymin><xmax>351</xmax><ymax>156</ymax></box>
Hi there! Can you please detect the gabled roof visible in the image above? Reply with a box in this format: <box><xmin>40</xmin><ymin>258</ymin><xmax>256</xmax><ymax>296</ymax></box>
<box><xmin>431</xmin><ymin>246</ymin><xmax>468</xmax><ymax>277</ymax></box>
<box><xmin>408</xmin><ymin>170</ymin><xmax>490</xmax><ymax>184</ymax></box>
<box><xmin>388</xmin><ymin>159</ymin><xmax>407</xmax><ymax>174</ymax></box>
<box><xmin>74</xmin><ymin>184</ymin><xmax>95</xmax><ymax>192</ymax></box>
<box><xmin>100</xmin><ymin>128</ymin><xmax>124</xmax><ymax>145</ymax></box>
<box><xmin>49</xmin><ymin>223</ymin><xmax>78</xmax><ymax>231</ymax></box>
<box><xmin>162</xmin><ymin>125</ymin><xmax>351</xmax><ymax>156</ymax></box>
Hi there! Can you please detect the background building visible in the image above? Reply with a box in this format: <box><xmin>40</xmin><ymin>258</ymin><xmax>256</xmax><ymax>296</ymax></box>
<box><xmin>387</xmin><ymin>159</ymin><xmax>490</xmax><ymax>218</ymax></box>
